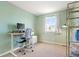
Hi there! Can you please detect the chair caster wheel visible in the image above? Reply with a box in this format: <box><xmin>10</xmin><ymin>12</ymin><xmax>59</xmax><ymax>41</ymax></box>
<box><xmin>23</xmin><ymin>53</ymin><xmax>26</xmax><ymax>55</ymax></box>
<box><xmin>32</xmin><ymin>50</ymin><xmax>34</xmax><ymax>52</ymax></box>
<box><xmin>24</xmin><ymin>46</ymin><xmax>27</xmax><ymax>48</ymax></box>
<box><xmin>19</xmin><ymin>50</ymin><xmax>21</xmax><ymax>52</ymax></box>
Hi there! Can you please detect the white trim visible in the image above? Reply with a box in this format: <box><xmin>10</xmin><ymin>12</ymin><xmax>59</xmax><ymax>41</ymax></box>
<box><xmin>0</xmin><ymin>50</ymin><xmax>10</xmax><ymax>57</ymax></box>
<box><xmin>0</xmin><ymin>47</ymin><xmax>20</xmax><ymax>57</ymax></box>
<box><xmin>40</xmin><ymin>40</ymin><xmax>66</xmax><ymax>46</ymax></box>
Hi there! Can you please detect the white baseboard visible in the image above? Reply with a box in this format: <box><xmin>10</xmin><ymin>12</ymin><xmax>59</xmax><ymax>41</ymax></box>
<box><xmin>0</xmin><ymin>47</ymin><xmax>21</xmax><ymax>57</ymax></box>
<box><xmin>0</xmin><ymin>50</ymin><xmax>10</xmax><ymax>57</ymax></box>
<box><xmin>40</xmin><ymin>40</ymin><xmax>66</xmax><ymax>46</ymax></box>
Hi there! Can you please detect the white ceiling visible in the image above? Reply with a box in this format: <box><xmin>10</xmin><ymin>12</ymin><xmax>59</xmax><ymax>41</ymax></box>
<box><xmin>9</xmin><ymin>1</ymin><xmax>72</xmax><ymax>15</ymax></box>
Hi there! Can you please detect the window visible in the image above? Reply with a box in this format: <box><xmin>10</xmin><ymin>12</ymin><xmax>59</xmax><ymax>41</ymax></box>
<box><xmin>45</xmin><ymin>16</ymin><xmax>57</xmax><ymax>32</ymax></box>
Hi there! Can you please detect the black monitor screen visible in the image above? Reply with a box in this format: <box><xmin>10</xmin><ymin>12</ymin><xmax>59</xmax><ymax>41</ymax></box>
<box><xmin>17</xmin><ymin>23</ymin><xmax>25</xmax><ymax>30</ymax></box>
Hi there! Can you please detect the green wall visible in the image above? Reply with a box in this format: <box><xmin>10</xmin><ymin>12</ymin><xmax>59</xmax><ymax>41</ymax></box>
<box><xmin>0</xmin><ymin>2</ymin><xmax>36</xmax><ymax>54</ymax></box>
<box><xmin>0</xmin><ymin>1</ymin><xmax>67</xmax><ymax>55</ymax></box>
<box><xmin>35</xmin><ymin>10</ymin><xmax>67</xmax><ymax>45</ymax></box>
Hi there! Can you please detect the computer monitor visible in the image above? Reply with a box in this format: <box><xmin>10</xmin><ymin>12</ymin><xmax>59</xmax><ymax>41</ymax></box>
<box><xmin>17</xmin><ymin>23</ymin><xmax>25</xmax><ymax>31</ymax></box>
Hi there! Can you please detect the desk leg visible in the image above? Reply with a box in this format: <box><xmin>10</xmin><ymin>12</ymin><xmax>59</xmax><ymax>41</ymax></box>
<box><xmin>11</xmin><ymin>34</ymin><xmax>13</xmax><ymax>50</ymax></box>
<box><xmin>10</xmin><ymin>34</ymin><xmax>17</xmax><ymax>57</ymax></box>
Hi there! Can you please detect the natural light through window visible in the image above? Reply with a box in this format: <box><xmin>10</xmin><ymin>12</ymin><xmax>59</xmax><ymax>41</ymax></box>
<box><xmin>45</xmin><ymin>16</ymin><xmax>57</xmax><ymax>32</ymax></box>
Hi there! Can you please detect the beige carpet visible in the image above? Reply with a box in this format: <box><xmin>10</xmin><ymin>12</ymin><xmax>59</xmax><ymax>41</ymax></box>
<box><xmin>2</xmin><ymin>43</ymin><xmax>66</xmax><ymax>57</ymax></box>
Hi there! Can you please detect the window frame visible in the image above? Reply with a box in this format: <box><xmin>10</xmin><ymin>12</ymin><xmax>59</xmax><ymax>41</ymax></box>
<box><xmin>45</xmin><ymin>15</ymin><xmax>60</xmax><ymax>33</ymax></box>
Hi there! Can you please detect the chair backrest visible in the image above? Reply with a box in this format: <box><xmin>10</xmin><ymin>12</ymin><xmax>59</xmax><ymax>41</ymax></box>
<box><xmin>25</xmin><ymin>28</ymin><xmax>32</xmax><ymax>39</ymax></box>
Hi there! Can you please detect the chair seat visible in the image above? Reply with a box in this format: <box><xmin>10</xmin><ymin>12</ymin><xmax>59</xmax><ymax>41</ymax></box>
<box><xmin>18</xmin><ymin>39</ymin><xmax>26</xmax><ymax>43</ymax></box>
<box><xmin>21</xmin><ymin>37</ymin><xmax>26</xmax><ymax>39</ymax></box>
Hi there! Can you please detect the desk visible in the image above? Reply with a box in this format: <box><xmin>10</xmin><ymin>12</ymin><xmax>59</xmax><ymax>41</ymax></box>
<box><xmin>9</xmin><ymin>32</ymin><xmax>37</xmax><ymax>57</ymax></box>
<box><xmin>10</xmin><ymin>32</ymin><xmax>25</xmax><ymax>57</ymax></box>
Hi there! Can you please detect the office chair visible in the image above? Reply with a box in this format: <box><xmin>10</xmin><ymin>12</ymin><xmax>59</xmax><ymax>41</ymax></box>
<box><xmin>16</xmin><ymin>28</ymin><xmax>34</xmax><ymax>55</ymax></box>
